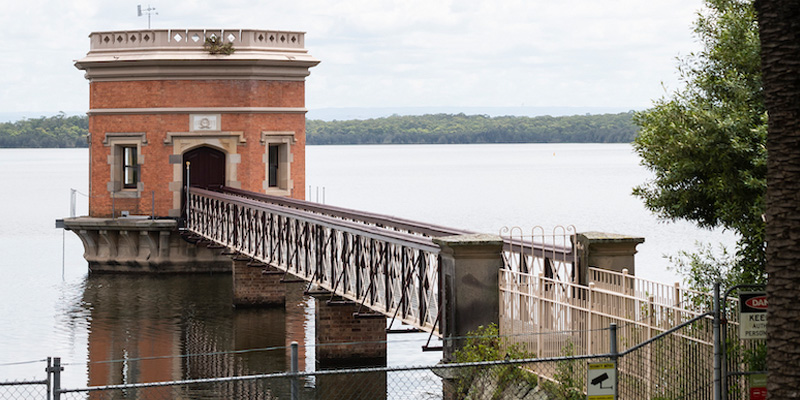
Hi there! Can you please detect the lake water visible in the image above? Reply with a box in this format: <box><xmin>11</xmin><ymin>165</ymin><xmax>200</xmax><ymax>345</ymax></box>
<box><xmin>0</xmin><ymin>144</ymin><xmax>736</xmax><ymax>388</ymax></box>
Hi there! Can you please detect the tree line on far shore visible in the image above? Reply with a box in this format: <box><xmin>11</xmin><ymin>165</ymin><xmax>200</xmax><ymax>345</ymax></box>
<box><xmin>0</xmin><ymin>112</ymin><xmax>639</xmax><ymax>148</ymax></box>
<box><xmin>306</xmin><ymin>112</ymin><xmax>638</xmax><ymax>145</ymax></box>
<box><xmin>0</xmin><ymin>113</ymin><xmax>88</xmax><ymax>148</ymax></box>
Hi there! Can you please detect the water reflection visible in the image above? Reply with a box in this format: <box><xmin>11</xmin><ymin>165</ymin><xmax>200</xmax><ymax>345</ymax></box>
<box><xmin>79</xmin><ymin>274</ymin><xmax>311</xmax><ymax>398</ymax></box>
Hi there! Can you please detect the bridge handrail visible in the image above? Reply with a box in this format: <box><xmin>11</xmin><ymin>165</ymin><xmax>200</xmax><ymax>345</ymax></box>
<box><xmin>192</xmin><ymin>188</ymin><xmax>440</xmax><ymax>252</ymax></box>
<box><xmin>220</xmin><ymin>187</ymin><xmax>573</xmax><ymax>259</ymax></box>
<box><xmin>221</xmin><ymin>187</ymin><xmax>472</xmax><ymax>237</ymax></box>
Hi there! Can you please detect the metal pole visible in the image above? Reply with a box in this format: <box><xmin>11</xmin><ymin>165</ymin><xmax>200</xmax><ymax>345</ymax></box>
<box><xmin>70</xmin><ymin>189</ymin><xmax>76</xmax><ymax>218</ymax></box>
<box><xmin>46</xmin><ymin>357</ymin><xmax>52</xmax><ymax>400</ymax></box>
<box><xmin>50</xmin><ymin>357</ymin><xmax>63</xmax><ymax>400</ymax></box>
<box><xmin>185</xmin><ymin>162</ymin><xmax>190</xmax><ymax>228</ymax></box>
<box><xmin>610</xmin><ymin>323</ymin><xmax>618</xmax><ymax>400</ymax></box>
<box><xmin>290</xmin><ymin>341</ymin><xmax>299</xmax><ymax>400</ymax></box>
<box><xmin>720</xmin><ymin>283</ymin><xmax>767</xmax><ymax>400</ymax></box>
<box><xmin>151</xmin><ymin>190</ymin><xmax>155</xmax><ymax>220</ymax></box>
<box><xmin>713</xmin><ymin>282</ymin><xmax>721</xmax><ymax>400</ymax></box>
<box><xmin>721</xmin><ymin>297</ymin><xmax>728</xmax><ymax>400</ymax></box>
<box><xmin>62</xmin><ymin>229</ymin><xmax>65</xmax><ymax>281</ymax></box>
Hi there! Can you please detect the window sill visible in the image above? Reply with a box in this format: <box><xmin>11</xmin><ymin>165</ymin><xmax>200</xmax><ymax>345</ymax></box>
<box><xmin>112</xmin><ymin>190</ymin><xmax>141</xmax><ymax>199</ymax></box>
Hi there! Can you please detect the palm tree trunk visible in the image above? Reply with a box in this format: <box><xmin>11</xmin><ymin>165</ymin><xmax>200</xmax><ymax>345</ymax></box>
<box><xmin>756</xmin><ymin>0</ymin><xmax>800</xmax><ymax>397</ymax></box>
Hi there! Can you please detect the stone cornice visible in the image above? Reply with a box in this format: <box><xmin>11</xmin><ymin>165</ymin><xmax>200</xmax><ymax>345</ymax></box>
<box><xmin>87</xmin><ymin>107</ymin><xmax>309</xmax><ymax>116</ymax></box>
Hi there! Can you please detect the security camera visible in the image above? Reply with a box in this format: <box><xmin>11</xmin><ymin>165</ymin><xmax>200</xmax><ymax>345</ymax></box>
<box><xmin>591</xmin><ymin>372</ymin><xmax>611</xmax><ymax>388</ymax></box>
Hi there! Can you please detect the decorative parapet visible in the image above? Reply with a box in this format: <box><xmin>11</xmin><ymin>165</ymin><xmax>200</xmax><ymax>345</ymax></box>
<box><xmin>87</xmin><ymin>29</ymin><xmax>306</xmax><ymax>52</ymax></box>
<box><xmin>75</xmin><ymin>29</ymin><xmax>320</xmax><ymax>82</ymax></box>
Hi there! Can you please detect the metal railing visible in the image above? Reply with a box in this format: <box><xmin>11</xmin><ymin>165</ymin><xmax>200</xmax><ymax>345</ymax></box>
<box><xmin>188</xmin><ymin>187</ymin><xmax>441</xmax><ymax>334</ymax></box>
<box><xmin>500</xmin><ymin>226</ymin><xmax>576</xmax><ymax>281</ymax></box>
<box><xmin>499</xmin><ymin>260</ymin><xmax>721</xmax><ymax>398</ymax></box>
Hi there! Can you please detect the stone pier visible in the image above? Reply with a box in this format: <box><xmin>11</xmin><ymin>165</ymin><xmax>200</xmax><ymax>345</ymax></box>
<box><xmin>63</xmin><ymin>217</ymin><xmax>231</xmax><ymax>273</ymax></box>
<box><xmin>573</xmin><ymin>231</ymin><xmax>645</xmax><ymax>285</ymax></box>
<box><xmin>433</xmin><ymin>234</ymin><xmax>505</xmax><ymax>361</ymax></box>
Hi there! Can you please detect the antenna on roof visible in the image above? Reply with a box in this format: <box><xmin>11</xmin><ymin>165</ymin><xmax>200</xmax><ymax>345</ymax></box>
<box><xmin>137</xmin><ymin>5</ymin><xmax>158</xmax><ymax>29</ymax></box>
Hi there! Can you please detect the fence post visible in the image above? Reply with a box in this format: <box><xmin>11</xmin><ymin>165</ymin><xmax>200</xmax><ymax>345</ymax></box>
<box><xmin>646</xmin><ymin>295</ymin><xmax>654</xmax><ymax>396</ymax></box>
<box><xmin>673</xmin><ymin>282</ymin><xmax>681</xmax><ymax>327</ymax></box>
<box><xmin>46</xmin><ymin>357</ymin><xmax>52</xmax><ymax>400</ymax></box>
<box><xmin>291</xmin><ymin>341</ymin><xmax>299</xmax><ymax>400</ymax></box>
<box><xmin>47</xmin><ymin>357</ymin><xmax>63</xmax><ymax>400</ymax></box>
<box><xmin>609</xmin><ymin>323</ymin><xmax>619</xmax><ymax>399</ymax></box>
<box><xmin>621</xmin><ymin>268</ymin><xmax>628</xmax><ymax>315</ymax></box>
<box><xmin>537</xmin><ymin>272</ymin><xmax>544</xmax><ymax>357</ymax></box>
<box><xmin>588</xmin><ymin>282</ymin><xmax>594</xmax><ymax>355</ymax></box>
<box><xmin>713</xmin><ymin>282</ymin><xmax>721</xmax><ymax>400</ymax></box>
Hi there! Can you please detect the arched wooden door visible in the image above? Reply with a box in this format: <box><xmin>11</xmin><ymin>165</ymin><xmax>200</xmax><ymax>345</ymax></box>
<box><xmin>182</xmin><ymin>146</ymin><xmax>226</xmax><ymax>217</ymax></box>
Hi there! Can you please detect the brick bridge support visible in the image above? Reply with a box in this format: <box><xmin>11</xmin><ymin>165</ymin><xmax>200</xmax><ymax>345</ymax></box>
<box><xmin>232</xmin><ymin>261</ymin><xmax>286</xmax><ymax>307</ymax></box>
<box><xmin>313</xmin><ymin>293</ymin><xmax>387</xmax><ymax>367</ymax></box>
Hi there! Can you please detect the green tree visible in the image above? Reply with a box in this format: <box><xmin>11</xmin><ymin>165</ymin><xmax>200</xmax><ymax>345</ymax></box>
<box><xmin>632</xmin><ymin>0</ymin><xmax>766</xmax><ymax>288</ymax></box>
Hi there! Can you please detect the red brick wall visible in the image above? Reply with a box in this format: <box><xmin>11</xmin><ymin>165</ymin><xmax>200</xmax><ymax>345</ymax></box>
<box><xmin>88</xmin><ymin>80</ymin><xmax>307</xmax><ymax>217</ymax></box>
<box><xmin>315</xmin><ymin>297</ymin><xmax>387</xmax><ymax>361</ymax></box>
<box><xmin>232</xmin><ymin>261</ymin><xmax>286</xmax><ymax>306</ymax></box>
<box><xmin>91</xmin><ymin>80</ymin><xmax>305</xmax><ymax>109</ymax></box>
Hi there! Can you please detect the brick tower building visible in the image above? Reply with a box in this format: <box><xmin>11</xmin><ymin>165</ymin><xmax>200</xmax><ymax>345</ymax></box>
<box><xmin>66</xmin><ymin>29</ymin><xmax>318</xmax><ymax>272</ymax></box>
<box><xmin>74</xmin><ymin>29</ymin><xmax>318</xmax><ymax>218</ymax></box>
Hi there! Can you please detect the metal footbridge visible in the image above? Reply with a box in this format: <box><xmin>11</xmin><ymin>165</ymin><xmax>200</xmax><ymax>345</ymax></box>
<box><xmin>185</xmin><ymin>187</ymin><xmax>574</xmax><ymax>337</ymax></box>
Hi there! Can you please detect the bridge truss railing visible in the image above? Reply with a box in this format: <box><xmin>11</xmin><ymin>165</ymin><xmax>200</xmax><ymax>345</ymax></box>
<box><xmin>222</xmin><ymin>190</ymin><xmax>575</xmax><ymax>279</ymax></box>
<box><xmin>220</xmin><ymin>187</ymin><xmax>473</xmax><ymax>238</ymax></box>
<box><xmin>187</xmin><ymin>188</ymin><xmax>441</xmax><ymax>334</ymax></box>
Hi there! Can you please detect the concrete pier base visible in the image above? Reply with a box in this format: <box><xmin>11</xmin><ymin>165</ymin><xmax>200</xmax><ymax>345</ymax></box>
<box><xmin>64</xmin><ymin>217</ymin><xmax>231</xmax><ymax>273</ymax></box>
<box><xmin>313</xmin><ymin>295</ymin><xmax>387</xmax><ymax>366</ymax></box>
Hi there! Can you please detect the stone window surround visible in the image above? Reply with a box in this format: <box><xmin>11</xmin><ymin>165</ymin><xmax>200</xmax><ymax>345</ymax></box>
<box><xmin>104</xmin><ymin>133</ymin><xmax>147</xmax><ymax>199</ymax></box>
<box><xmin>261</xmin><ymin>131</ymin><xmax>296</xmax><ymax>197</ymax></box>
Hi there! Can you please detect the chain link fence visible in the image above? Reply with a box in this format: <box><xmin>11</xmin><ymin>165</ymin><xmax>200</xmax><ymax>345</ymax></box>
<box><xmin>0</xmin><ymin>289</ymin><xmax>760</xmax><ymax>400</ymax></box>
<box><xmin>16</xmin><ymin>320</ymin><xmax>711</xmax><ymax>399</ymax></box>
<box><xmin>0</xmin><ymin>380</ymin><xmax>50</xmax><ymax>400</ymax></box>
<box><xmin>0</xmin><ymin>358</ymin><xmax>51</xmax><ymax>400</ymax></box>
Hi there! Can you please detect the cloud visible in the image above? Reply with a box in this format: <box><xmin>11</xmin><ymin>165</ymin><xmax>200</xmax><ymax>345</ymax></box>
<box><xmin>0</xmin><ymin>0</ymin><xmax>702</xmax><ymax>113</ymax></box>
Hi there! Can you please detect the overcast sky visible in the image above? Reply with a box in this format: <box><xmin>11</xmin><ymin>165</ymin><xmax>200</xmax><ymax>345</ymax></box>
<box><xmin>1</xmin><ymin>0</ymin><xmax>704</xmax><ymax>117</ymax></box>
